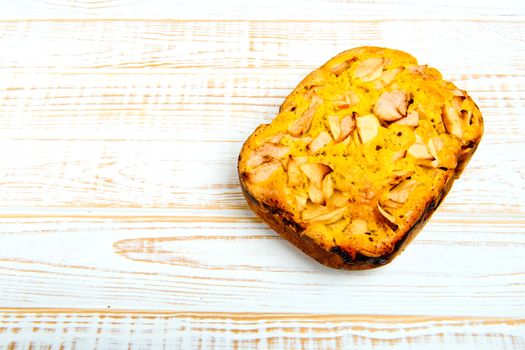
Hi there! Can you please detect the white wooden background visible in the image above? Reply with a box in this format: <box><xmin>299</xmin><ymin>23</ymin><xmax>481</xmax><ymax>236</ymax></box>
<box><xmin>0</xmin><ymin>0</ymin><xmax>524</xmax><ymax>348</ymax></box>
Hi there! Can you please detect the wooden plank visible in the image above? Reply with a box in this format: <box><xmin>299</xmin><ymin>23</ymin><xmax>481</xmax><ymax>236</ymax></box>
<box><xmin>1</xmin><ymin>0</ymin><xmax>523</xmax><ymax>21</ymax></box>
<box><xmin>0</xmin><ymin>310</ymin><xmax>523</xmax><ymax>349</ymax></box>
<box><xmin>0</xmin><ymin>21</ymin><xmax>523</xmax><ymax>73</ymax></box>
<box><xmin>0</xmin><ymin>213</ymin><xmax>523</xmax><ymax>315</ymax></box>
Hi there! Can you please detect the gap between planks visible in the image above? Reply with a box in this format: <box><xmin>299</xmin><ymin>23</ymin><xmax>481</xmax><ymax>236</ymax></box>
<box><xmin>0</xmin><ymin>311</ymin><xmax>522</xmax><ymax>349</ymax></box>
<box><xmin>1</xmin><ymin>308</ymin><xmax>523</xmax><ymax>323</ymax></box>
<box><xmin>0</xmin><ymin>68</ymin><xmax>524</xmax><ymax>77</ymax></box>
<box><xmin>0</xmin><ymin>19</ymin><xmax>524</xmax><ymax>23</ymax></box>
<box><xmin>0</xmin><ymin>207</ymin><xmax>523</xmax><ymax>222</ymax></box>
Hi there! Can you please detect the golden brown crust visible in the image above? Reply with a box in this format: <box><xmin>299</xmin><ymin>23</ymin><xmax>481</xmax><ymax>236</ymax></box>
<box><xmin>238</xmin><ymin>46</ymin><xmax>483</xmax><ymax>269</ymax></box>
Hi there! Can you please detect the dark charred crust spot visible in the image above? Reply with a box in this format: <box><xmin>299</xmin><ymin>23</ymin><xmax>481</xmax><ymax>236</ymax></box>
<box><xmin>462</xmin><ymin>140</ymin><xmax>475</xmax><ymax>149</ymax></box>
<box><xmin>329</xmin><ymin>246</ymin><xmax>354</xmax><ymax>265</ymax></box>
<box><xmin>353</xmin><ymin>252</ymin><xmax>389</xmax><ymax>266</ymax></box>
<box><xmin>268</xmin><ymin>206</ymin><xmax>280</xmax><ymax>215</ymax></box>
<box><xmin>258</xmin><ymin>197</ymin><xmax>303</xmax><ymax>233</ymax></box>
<box><xmin>281</xmin><ymin>216</ymin><xmax>301</xmax><ymax>230</ymax></box>
<box><xmin>280</xmin><ymin>103</ymin><xmax>297</xmax><ymax>113</ymax></box>
<box><xmin>328</xmin><ymin>246</ymin><xmax>392</xmax><ymax>269</ymax></box>
<box><xmin>385</xmin><ymin>221</ymin><xmax>399</xmax><ymax>232</ymax></box>
<box><xmin>407</xmin><ymin>94</ymin><xmax>415</xmax><ymax>109</ymax></box>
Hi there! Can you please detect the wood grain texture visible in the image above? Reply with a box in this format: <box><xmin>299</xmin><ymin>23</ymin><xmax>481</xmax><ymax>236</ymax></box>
<box><xmin>0</xmin><ymin>0</ymin><xmax>524</xmax><ymax>348</ymax></box>
<box><xmin>0</xmin><ymin>211</ymin><xmax>523</xmax><ymax>316</ymax></box>
<box><xmin>0</xmin><ymin>20</ymin><xmax>523</xmax><ymax>73</ymax></box>
<box><xmin>1</xmin><ymin>0</ymin><xmax>524</xmax><ymax>20</ymax></box>
<box><xmin>0</xmin><ymin>310</ymin><xmax>523</xmax><ymax>350</ymax></box>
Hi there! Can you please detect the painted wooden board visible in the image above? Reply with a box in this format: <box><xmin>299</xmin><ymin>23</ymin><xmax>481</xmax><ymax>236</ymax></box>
<box><xmin>0</xmin><ymin>208</ymin><xmax>524</xmax><ymax>317</ymax></box>
<box><xmin>1</xmin><ymin>0</ymin><xmax>524</xmax><ymax>20</ymax></box>
<box><xmin>0</xmin><ymin>310</ymin><xmax>523</xmax><ymax>350</ymax></box>
<box><xmin>0</xmin><ymin>0</ymin><xmax>524</xmax><ymax>348</ymax></box>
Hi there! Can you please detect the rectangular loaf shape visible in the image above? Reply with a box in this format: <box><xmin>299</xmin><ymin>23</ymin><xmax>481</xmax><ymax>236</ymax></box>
<box><xmin>238</xmin><ymin>47</ymin><xmax>483</xmax><ymax>269</ymax></box>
